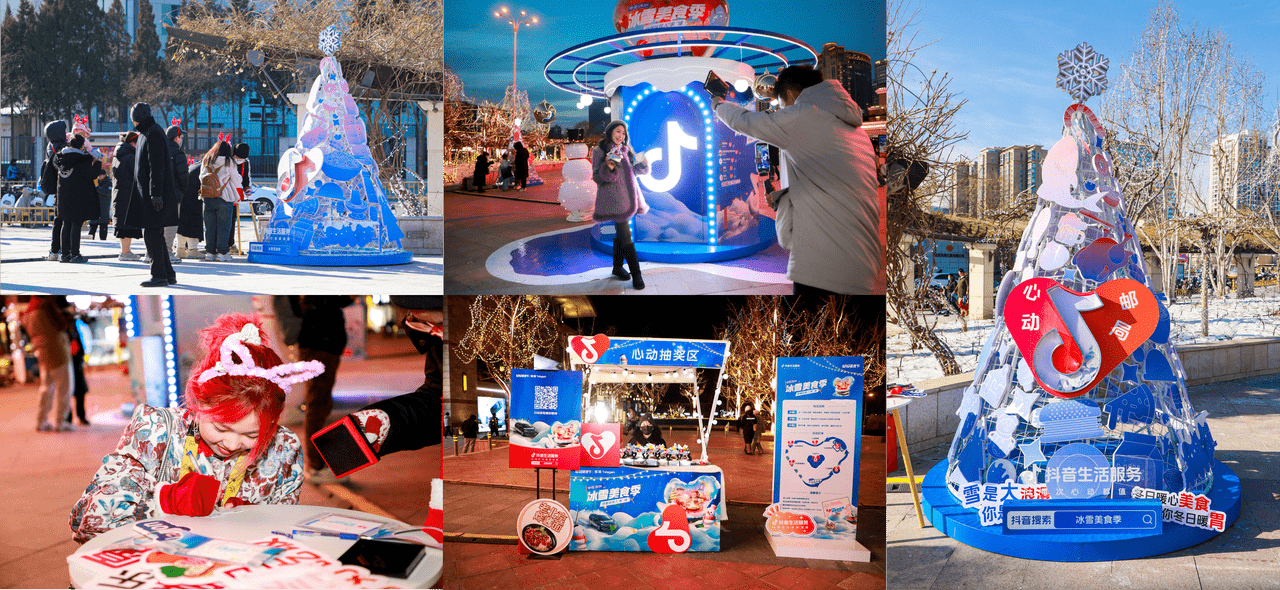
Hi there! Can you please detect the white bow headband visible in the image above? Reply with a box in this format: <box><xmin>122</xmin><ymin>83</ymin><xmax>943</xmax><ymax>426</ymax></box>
<box><xmin>196</xmin><ymin>324</ymin><xmax>325</xmax><ymax>393</ymax></box>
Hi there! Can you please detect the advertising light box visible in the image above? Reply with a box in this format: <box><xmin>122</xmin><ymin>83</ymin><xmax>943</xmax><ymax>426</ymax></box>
<box><xmin>509</xmin><ymin>369</ymin><xmax>584</xmax><ymax>470</ymax></box>
<box><xmin>478</xmin><ymin>396</ymin><xmax>506</xmax><ymax>434</ymax></box>
<box><xmin>620</xmin><ymin>81</ymin><xmax>763</xmax><ymax>246</ymax></box>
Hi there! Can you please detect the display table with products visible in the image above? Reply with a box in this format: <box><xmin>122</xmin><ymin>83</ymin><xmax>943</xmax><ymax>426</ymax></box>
<box><xmin>568</xmin><ymin>464</ymin><xmax>727</xmax><ymax>552</ymax></box>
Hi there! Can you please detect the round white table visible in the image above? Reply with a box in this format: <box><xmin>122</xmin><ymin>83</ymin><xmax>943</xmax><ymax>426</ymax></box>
<box><xmin>69</xmin><ymin>504</ymin><xmax>442</xmax><ymax>588</ymax></box>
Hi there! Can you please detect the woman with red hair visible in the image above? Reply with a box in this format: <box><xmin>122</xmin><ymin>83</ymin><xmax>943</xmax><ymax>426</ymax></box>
<box><xmin>69</xmin><ymin>313</ymin><xmax>324</xmax><ymax>543</ymax></box>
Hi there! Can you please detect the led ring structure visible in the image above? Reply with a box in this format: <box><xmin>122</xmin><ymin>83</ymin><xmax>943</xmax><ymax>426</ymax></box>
<box><xmin>544</xmin><ymin>26</ymin><xmax>818</xmax><ymax>98</ymax></box>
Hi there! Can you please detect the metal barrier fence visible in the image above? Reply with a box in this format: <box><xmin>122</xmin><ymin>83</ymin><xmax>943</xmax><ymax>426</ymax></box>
<box><xmin>0</xmin><ymin>206</ymin><xmax>57</xmax><ymax>225</ymax></box>
<box><xmin>0</xmin><ymin>137</ymin><xmax>36</xmax><ymax>177</ymax></box>
<box><xmin>2</xmin><ymin>178</ymin><xmax>440</xmax><ymax>222</ymax></box>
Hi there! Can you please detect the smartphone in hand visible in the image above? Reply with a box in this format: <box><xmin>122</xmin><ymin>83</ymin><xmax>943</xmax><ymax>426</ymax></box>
<box><xmin>311</xmin><ymin>415</ymin><xmax>379</xmax><ymax>478</ymax></box>
<box><xmin>704</xmin><ymin>70</ymin><xmax>731</xmax><ymax>99</ymax></box>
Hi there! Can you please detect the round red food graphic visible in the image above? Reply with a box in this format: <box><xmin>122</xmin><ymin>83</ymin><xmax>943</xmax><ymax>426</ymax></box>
<box><xmin>522</xmin><ymin>524</ymin><xmax>556</xmax><ymax>553</ymax></box>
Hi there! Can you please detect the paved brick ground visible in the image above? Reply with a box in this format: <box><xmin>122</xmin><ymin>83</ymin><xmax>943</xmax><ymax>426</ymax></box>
<box><xmin>442</xmin><ymin>427</ymin><xmax>887</xmax><ymax>589</ymax></box>
<box><xmin>0</xmin><ymin>222</ymin><xmax>442</xmax><ymax>295</ymax></box>
<box><xmin>886</xmin><ymin>373</ymin><xmax>1280</xmax><ymax>590</ymax></box>
<box><xmin>443</xmin><ymin>540</ymin><xmax>885</xmax><ymax>590</ymax></box>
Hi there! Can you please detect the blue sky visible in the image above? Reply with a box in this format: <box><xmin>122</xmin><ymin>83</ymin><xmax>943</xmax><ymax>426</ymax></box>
<box><xmin>445</xmin><ymin>0</ymin><xmax>886</xmax><ymax>126</ymax></box>
<box><xmin>913</xmin><ymin>0</ymin><xmax>1280</xmax><ymax>160</ymax></box>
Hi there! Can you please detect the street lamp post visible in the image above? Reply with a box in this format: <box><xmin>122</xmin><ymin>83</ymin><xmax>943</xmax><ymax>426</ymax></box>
<box><xmin>494</xmin><ymin>6</ymin><xmax>538</xmax><ymax>91</ymax></box>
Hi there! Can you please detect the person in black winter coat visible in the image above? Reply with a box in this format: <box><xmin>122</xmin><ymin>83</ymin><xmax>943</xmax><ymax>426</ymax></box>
<box><xmin>628</xmin><ymin>414</ymin><xmax>667</xmax><ymax>447</ymax></box>
<box><xmin>308</xmin><ymin>297</ymin><xmax>444</xmax><ymax>480</ymax></box>
<box><xmin>461</xmin><ymin>415</ymin><xmax>479</xmax><ymax>452</ymax></box>
<box><xmin>289</xmin><ymin>295</ymin><xmax>355</xmax><ymax>476</ymax></box>
<box><xmin>110</xmin><ymin>132</ymin><xmax>142</xmax><ymax>260</ymax></box>
<box><xmin>175</xmin><ymin>162</ymin><xmax>203</xmax><ymax>257</ymax></box>
<box><xmin>40</xmin><ymin>120</ymin><xmax>68</xmax><ymax>260</ymax></box>
<box><xmin>122</xmin><ymin>103</ymin><xmax>178</xmax><ymax>287</ymax></box>
<box><xmin>87</xmin><ymin>172</ymin><xmax>112</xmax><ymax>240</ymax></box>
<box><xmin>738</xmin><ymin>404</ymin><xmax>759</xmax><ymax>454</ymax></box>
<box><xmin>472</xmin><ymin>152</ymin><xmax>489</xmax><ymax>193</ymax></box>
<box><xmin>234</xmin><ymin>143</ymin><xmax>252</xmax><ymax>194</ymax></box>
<box><xmin>65</xmin><ymin>316</ymin><xmax>91</xmax><ymax>426</ymax></box>
<box><xmin>513</xmin><ymin>141</ymin><xmax>530</xmax><ymax>190</ymax></box>
<box><xmin>160</xmin><ymin>125</ymin><xmax>188</xmax><ymax>264</ymax></box>
<box><xmin>53</xmin><ymin>135</ymin><xmax>105</xmax><ymax>263</ymax></box>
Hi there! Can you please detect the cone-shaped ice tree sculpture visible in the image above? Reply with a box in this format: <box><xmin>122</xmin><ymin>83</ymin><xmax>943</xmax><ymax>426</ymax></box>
<box><xmin>923</xmin><ymin>42</ymin><xmax>1239</xmax><ymax>562</ymax></box>
<box><xmin>249</xmin><ymin>26</ymin><xmax>412</xmax><ymax>266</ymax></box>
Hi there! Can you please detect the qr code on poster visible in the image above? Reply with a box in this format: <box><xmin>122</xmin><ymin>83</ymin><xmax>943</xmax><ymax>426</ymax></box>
<box><xmin>534</xmin><ymin>386</ymin><xmax>558</xmax><ymax>411</ymax></box>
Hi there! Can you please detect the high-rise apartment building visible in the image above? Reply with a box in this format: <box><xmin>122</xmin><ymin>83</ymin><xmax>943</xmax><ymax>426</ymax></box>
<box><xmin>816</xmin><ymin>43</ymin><xmax>873</xmax><ymax>116</ymax></box>
<box><xmin>1210</xmin><ymin>130</ymin><xmax>1277</xmax><ymax>216</ymax></box>
<box><xmin>1111</xmin><ymin>141</ymin><xmax>1178</xmax><ymax>219</ymax></box>
<box><xmin>958</xmin><ymin>144</ymin><xmax>1045</xmax><ymax>216</ymax></box>
<box><xmin>949</xmin><ymin>160</ymin><xmax>977</xmax><ymax>215</ymax></box>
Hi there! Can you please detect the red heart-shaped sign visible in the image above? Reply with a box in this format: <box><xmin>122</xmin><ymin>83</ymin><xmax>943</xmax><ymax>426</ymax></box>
<box><xmin>647</xmin><ymin>505</ymin><xmax>692</xmax><ymax>553</ymax></box>
<box><xmin>569</xmin><ymin>334</ymin><xmax>611</xmax><ymax>364</ymax></box>
<box><xmin>1004</xmin><ymin>277</ymin><xmax>1158</xmax><ymax>398</ymax></box>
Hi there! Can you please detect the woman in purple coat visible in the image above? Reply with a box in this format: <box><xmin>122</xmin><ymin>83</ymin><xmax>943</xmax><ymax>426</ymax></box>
<box><xmin>591</xmin><ymin>121</ymin><xmax>650</xmax><ymax>290</ymax></box>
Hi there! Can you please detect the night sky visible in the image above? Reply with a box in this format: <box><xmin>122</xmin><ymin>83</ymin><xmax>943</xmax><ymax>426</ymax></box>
<box><xmin>573</xmin><ymin>296</ymin><xmax>879</xmax><ymax>340</ymax></box>
<box><xmin>445</xmin><ymin>0</ymin><xmax>886</xmax><ymax>127</ymax></box>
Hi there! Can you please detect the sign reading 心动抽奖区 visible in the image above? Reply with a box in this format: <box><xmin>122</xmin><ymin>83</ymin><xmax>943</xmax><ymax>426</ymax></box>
<box><xmin>568</xmin><ymin>335</ymin><xmax>728</xmax><ymax>368</ymax></box>
<box><xmin>568</xmin><ymin>465</ymin><xmax>724</xmax><ymax>553</ymax></box>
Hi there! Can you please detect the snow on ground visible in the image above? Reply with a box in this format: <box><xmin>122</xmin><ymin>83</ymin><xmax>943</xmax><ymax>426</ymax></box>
<box><xmin>888</xmin><ymin>289</ymin><xmax>1280</xmax><ymax>384</ymax></box>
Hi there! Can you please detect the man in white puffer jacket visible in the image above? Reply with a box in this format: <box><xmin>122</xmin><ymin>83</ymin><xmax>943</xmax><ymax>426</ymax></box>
<box><xmin>713</xmin><ymin>66</ymin><xmax>884</xmax><ymax>296</ymax></box>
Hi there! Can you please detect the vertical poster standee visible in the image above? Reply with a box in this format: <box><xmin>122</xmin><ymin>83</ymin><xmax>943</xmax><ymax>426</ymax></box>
<box><xmin>766</xmin><ymin>356</ymin><xmax>868</xmax><ymax>562</ymax></box>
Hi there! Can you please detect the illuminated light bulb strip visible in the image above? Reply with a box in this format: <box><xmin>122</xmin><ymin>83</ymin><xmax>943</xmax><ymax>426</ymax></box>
<box><xmin>161</xmin><ymin>296</ymin><xmax>179</xmax><ymax>407</ymax></box>
<box><xmin>125</xmin><ymin>296</ymin><xmax>139</xmax><ymax>339</ymax></box>
<box><xmin>681</xmin><ymin>86</ymin><xmax>718</xmax><ymax>245</ymax></box>
<box><xmin>622</xmin><ymin>86</ymin><xmax>655</xmax><ymax>244</ymax></box>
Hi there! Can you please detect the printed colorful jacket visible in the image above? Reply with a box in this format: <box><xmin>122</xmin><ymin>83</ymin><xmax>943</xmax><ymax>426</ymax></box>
<box><xmin>69</xmin><ymin>404</ymin><xmax>303</xmax><ymax>543</ymax></box>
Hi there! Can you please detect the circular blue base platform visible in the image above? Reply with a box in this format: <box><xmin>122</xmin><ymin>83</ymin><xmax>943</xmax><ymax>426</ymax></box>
<box><xmin>920</xmin><ymin>459</ymin><xmax>1242</xmax><ymax>561</ymax></box>
<box><xmin>246</xmin><ymin>250</ymin><xmax>414</xmax><ymax>266</ymax></box>
<box><xmin>589</xmin><ymin>218</ymin><xmax>777</xmax><ymax>263</ymax></box>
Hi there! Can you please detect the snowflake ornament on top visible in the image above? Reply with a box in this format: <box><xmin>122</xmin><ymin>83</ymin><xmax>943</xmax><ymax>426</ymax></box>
<box><xmin>319</xmin><ymin>26</ymin><xmax>343</xmax><ymax>56</ymax></box>
<box><xmin>1056</xmin><ymin>42</ymin><xmax>1109</xmax><ymax>104</ymax></box>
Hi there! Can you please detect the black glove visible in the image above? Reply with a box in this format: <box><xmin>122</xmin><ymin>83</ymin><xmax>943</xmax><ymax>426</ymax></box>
<box><xmin>151</xmin><ymin>196</ymin><xmax>163</xmax><ymax>212</ymax></box>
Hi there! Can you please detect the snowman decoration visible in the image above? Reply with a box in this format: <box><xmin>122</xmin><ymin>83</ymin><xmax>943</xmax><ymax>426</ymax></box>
<box><xmin>559</xmin><ymin>142</ymin><xmax>596</xmax><ymax>222</ymax></box>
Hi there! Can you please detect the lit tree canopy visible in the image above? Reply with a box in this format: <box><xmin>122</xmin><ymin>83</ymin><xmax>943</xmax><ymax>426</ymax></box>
<box><xmin>718</xmin><ymin>297</ymin><xmax>885</xmax><ymax>417</ymax></box>
<box><xmin>453</xmin><ymin>296</ymin><xmax>560</xmax><ymax>396</ymax></box>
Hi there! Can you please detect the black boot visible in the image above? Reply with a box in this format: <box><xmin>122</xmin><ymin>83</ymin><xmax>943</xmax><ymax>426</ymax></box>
<box><xmin>612</xmin><ymin>239</ymin><xmax>630</xmax><ymax>280</ymax></box>
<box><xmin>625</xmin><ymin>244</ymin><xmax>644</xmax><ymax>290</ymax></box>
